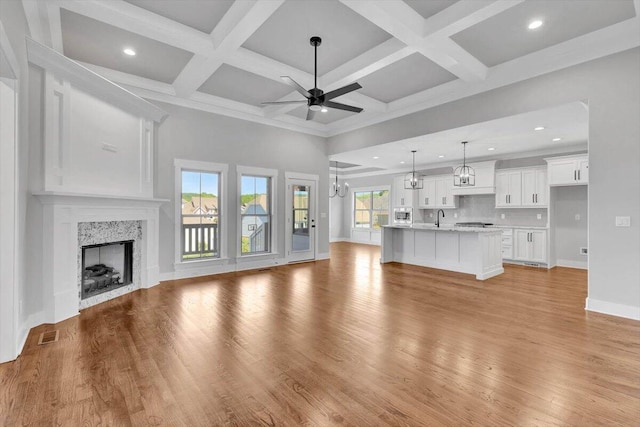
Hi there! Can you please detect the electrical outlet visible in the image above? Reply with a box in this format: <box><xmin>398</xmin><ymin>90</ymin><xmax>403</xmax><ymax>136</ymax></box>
<box><xmin>320</xmin><ymin>212</ymin><xmax>327</xmax><ymax>218</ymax></box>
<box><xmin>453</xmin><ymin>213</ymin><xmax>458</xmax><ymax>218</ymax></box>
<box><xmin>575</xmin><ymin>214</ymin><xmax>581</xmax><ymax>221</ymax></box>
<box><xmin>500</xmin><ymin>213</ymin><xmax>505</xmax><ymax>220</ymax></box>
<box><xmin>429</xmin><ymin>213</ymin><xmax>433</xmax><ymax>218</ymax></box>
<box><xmin>580</xmin><ymin>247</ymin><xmax>588</xmax><ymax>255</ymax></box>
<box><xmin>101</xmin><ymin>143</ymin><xmax>118</xmax><ymax>153</ymax></box>
<box><xmin>537</xmin><ymin>213</ymin><xmax>542</xmax><ymax>220</ymax></box>
<box><xmin>615</xmin><ymin>216</ymin><xmax>631</xmax><ymax>227</ymax></box>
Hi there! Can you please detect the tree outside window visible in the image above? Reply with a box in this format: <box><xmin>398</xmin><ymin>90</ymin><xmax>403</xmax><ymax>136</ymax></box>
<box><xmin>354</xmin><ymin>190</ymin><xmax>389</xmax><ymax>229</ymax></box>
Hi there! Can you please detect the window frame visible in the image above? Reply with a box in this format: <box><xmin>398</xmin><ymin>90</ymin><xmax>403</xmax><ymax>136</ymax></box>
<box><xmin>351</xmin><ymin>186</ymin><xmax>391</xmax><ymax>230</ymax></box>
<box><xmin>174</xmin><ymin>159</ymin><xmax>228</xmax><ymax>266</ymax></box>
<box><xmin>237</xmin><ymin>165</ymin><xmax>278</xmax><ymax>258</ymax></box>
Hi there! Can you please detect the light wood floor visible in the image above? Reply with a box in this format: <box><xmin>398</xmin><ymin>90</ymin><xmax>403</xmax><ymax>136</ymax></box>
<box><xmin>1</xmin><ymin>242</ymin><xmax>639</xmax><ymax>426</ymax></box>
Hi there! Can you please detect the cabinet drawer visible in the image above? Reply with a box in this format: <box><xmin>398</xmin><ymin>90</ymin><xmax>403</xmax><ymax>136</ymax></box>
<box><xmin>501</xmin><ymin>228</ymin><xmax>513</xmax><ymax>236</ymax></box>
<box><xmin>502</xmin><ymin>245</ymin><xmax>513</xmax><ymax>259</ymax></box>
<box><xmin>502</xmin><ymin>235</ymin><xmax>513</xmax><ymax>245</ymax></box>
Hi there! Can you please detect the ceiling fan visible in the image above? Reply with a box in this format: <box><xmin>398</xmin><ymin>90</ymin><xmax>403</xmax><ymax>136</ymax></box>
<box><xmin>262</xmin><ymin>36</ymin><xmax>364</xmax><ymax>121</ymax></box>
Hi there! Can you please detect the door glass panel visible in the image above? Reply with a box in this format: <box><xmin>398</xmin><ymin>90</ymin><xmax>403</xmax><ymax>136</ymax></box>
<box><xmin>292</xmin><ymin>185</ymin><xmax>310</xmax><ymax>252</ymax></box>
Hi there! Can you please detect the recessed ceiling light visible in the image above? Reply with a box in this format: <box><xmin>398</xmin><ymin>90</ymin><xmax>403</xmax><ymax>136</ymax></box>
<box><xmin>528</xmin><ymin>20</ymin><xmax>543</xmax><ymax>30</ymax></box>
<box><xmin>373</xmin><ymin>156</ymin><xmax>379</xmax><ymax>159</ymax></box>
<box><xmin>321</xmin><ymin>107</ymin><xmax>328</xmax><ymax>113</ymax></box>
<box><xmin>552</xmin><ymin>137</ymin><xmax>562</xmax><ymax>142</ymax></box>
<box><xmin>438</xmin><ymin>155</ymin><xmax>445</xmax><ymax>158</ymax></box>
<box><xmin>123</xmin><ymin>47</ymin><xmax>136</xmax><ymax>56</ymax></box>
<box><xmin>488</xmin><ymin>147</ymin><xmax>495</xmax><ymax>151</ymax></box>
<box><xmin>534</xmin><ymin>126</ymin><xmax>545</xmax><ymax>131</ymax></box>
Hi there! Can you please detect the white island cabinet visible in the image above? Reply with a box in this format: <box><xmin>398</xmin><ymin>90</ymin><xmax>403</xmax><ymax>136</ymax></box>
<box><xmin>381</xmin><ymin>225</ymin><xmax>504</xmax><ymax>280</ymax></box>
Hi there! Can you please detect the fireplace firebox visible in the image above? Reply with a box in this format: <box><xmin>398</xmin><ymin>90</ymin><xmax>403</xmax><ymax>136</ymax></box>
<box><xmin>81</xmin><ymin>240</ymin><xmax>133</xmax><ymax>300</ymax></box>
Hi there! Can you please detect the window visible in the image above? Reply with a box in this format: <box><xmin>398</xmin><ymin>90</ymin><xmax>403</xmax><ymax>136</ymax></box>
<box><xmin>354</xmin><ymin>190</ymin><xmax>389</xmax><ymax>229</ymax></box>
<box><xmin>181</xmin><ymin>170</ymin><xmax>220</xmax><ymax>260</ymax></box>
<box><xmin>240</xmin><ymin>175</ymin><xmax>271</xmax><ymax>255</ymax></box>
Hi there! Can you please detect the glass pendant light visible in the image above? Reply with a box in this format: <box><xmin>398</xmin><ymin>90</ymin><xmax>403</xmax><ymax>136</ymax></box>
<box><xmin>329</xmin><ymin>161</ymin><xmax>349</xmax><ymax>198</ymax></box>
<box><xmin>454</xmin><ymin>141</ymin><xmax>475</xmax><ymax>187</ymax></box>
<box><xmin>404</xmin><ymin>150</ymin><xmax>423</xmax><ymax>190</ymax></box>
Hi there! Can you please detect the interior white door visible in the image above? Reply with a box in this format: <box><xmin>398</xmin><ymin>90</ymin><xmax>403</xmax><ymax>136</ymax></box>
<box><xmin>287</xmin><ymin>178</ymin><xmax>316</xmax><ymax>262</ymax></box>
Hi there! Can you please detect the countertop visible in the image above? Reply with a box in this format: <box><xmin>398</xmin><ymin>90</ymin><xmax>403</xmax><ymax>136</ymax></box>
<box><xmin>487</xmin><ymin>225</ymin><xmax>549</xmax><ymax>230</ymax></box>
<box><xmin>383</xmin><ymin>224</ymin><xmax>502</xmax><ymax>233</ymax></box>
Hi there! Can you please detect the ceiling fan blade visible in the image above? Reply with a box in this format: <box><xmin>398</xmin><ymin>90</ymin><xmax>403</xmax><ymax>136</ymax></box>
<box><xmin>323</xmin><ymin>82</ymin><xmax>362</xmax><ymax>101</ymax></box>
<box><xmin>324</xmin><ymin>100</ymin><xmax>363</xmax><ymax>113</ymax></box>
<box><xmin>261</xmin><ymin>100</ymin><xmax>307</xmax><ymax>105</ymax></box>
<box><xmin>281</xmin><ymin>76</ymin><xmax>311</xmax><ymax>98</ymax></box>
<box><xmin>306</xmin><ymin>109</ymin><xmax>316</xmax><ymax>121</ymax></box>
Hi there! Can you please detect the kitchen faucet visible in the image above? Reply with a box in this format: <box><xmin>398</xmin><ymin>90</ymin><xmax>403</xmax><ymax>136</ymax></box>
<box><xmin>436</xmin><ymin>209</ymin><xmax>445</xmax><ymax>227</ymax></box>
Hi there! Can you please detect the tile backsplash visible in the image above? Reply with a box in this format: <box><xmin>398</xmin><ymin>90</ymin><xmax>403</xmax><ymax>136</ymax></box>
<box><xmin>420</xmin><ymin>194</ymin><xmax>547</xmax><ymax>226</ymax></box>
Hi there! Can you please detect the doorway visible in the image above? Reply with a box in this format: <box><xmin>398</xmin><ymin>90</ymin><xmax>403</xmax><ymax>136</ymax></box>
<box><xmin>286</xmin><ymin>174</ymin><xmax>317</xmax><ymax>262</ymax></box>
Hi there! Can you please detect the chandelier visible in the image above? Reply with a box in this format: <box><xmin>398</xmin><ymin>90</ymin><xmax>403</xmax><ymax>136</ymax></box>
<box><xmin>404</xmin><ymin>150</ymin><xmax>423</xmax><ymax>190</ymax></box>
<box><xmin>454</xmin><ymin>141</ymin><xmax>475</xmax><ymax>187</ymax></box>
<box><xmin>329</xmin><ymin>161</ymin><xmax>349</xmax><ymax>198</ymax></box>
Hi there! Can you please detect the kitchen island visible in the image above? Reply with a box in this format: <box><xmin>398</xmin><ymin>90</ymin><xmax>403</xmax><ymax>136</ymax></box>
<box><xmin>381</xmin><ymin>224</ymin><xmax>503</xmax><ymax>280</ymax></box>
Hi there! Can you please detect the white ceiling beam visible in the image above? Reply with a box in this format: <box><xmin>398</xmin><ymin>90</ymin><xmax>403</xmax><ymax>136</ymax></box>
<box><xmin>339</xmin><ymin>0</ymin><xmax>493</xmax><ymax>82</ymax></box>
<box><xmin>328</xmin><ymin>17</ymin><xmax>640</xmax><ymax>137</ymax></box>
<box><xmin>46</xmin><ymin>2</ymin><xmax>63</xmax><ymax>52</ymax></box>
<box><xmin>634</xmin><ymin>0</ymin><xmax>640</xmax><ymax>17</ymax></box>
<box><xmin>21</xmin><ymin>0</ymin><xmax>48</xmax><ymax>46</ymax></box>
<box><xmin>172</xmin><ymin>0</ymin><xmax>284</xmax><ymax>97</ymax></box>
<box><xmin>55</xmin><ymin>0</ymin><xmax>214</xmax><ymax>55</ymax></box>
<box><xmin>423</xmin><ymin>0</ymin><xmax>524</xmax><ymax>38</ymax></box>
<box><xmin>321</xmin><ymin>38</ymin><xmax>415</xmax><ymax>91</ymax></box>
<box><xmin>227</xmin><ymin>47</ymin><xmax>313</xmax><ymax>88</ymax></box>
<box><xmin>77</xmin><ymin>61</ymin><xmax>176</xmax><ymax>95</ymax></box>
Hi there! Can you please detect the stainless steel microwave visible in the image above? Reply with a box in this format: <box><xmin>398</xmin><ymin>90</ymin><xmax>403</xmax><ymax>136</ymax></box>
<box><xmin>393</xmin><ymin>207</ymin><xmax>413</xmax><ymax>225</ymax></box>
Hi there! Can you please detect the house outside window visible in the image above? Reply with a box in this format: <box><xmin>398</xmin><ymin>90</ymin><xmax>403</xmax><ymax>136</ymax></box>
<box><xmin>237</xmin><ymin>166</ymin><xmax>278</xmax><ymax>257</ymax></box>
<box><xmin>181</xmin><ymin>170</ymin><xmax>220</xmax><ymax>260</ymax></box>
<box><xmin>354</xmin><ymin>190</ymin><xmax>389</xmax><ymax>229</ymax></box>
<box><xmin>240</xmin><ymin>176</ymin><xmax>271</xmax><ymax>254</ymax></box>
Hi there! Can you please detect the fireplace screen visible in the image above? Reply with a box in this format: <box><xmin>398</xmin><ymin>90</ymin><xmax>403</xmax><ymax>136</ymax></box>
<box><xmin>81</xmin><ymin>240</ymin><xmax>133</xmax><ymax>300</ymax></box>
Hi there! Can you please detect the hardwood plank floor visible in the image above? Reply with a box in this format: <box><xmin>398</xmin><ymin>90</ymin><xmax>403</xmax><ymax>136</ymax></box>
<box><xmin>1</xmin><ymin>242</ymin><xmax>639</xmax><ymax>426</ymax></box>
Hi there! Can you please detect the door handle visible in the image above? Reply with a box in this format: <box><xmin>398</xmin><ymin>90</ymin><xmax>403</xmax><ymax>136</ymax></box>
<box><xmin>574</xmin><ymin>170</ymin><xmax>577</xmax><ymax>181</ymax></box>
<box><xmin>506</xmin><ymin>195</ymin><xmax>508</xmax><ymax>204</ymax></box>
<box><xmin>532</xmin><ymin>194</ymin><xmax>535</xmax><ymax>203</ymax></box>
<box><xmin>578</xmin><ymin>170</ymin><xmax>581</xmax><ymax>181</ymax></box>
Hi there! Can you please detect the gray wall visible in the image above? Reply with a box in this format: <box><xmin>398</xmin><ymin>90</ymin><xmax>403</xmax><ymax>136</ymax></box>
<box><xmin>552</xmin><ymin>186</ymin><xmax>588</xmax><ymax>266</ymax></box>
<box><xmin>330</xmin><ymin>48</ymin><xmax>640</xmax><ymax>314</ymax></box>
<box><xmin>154</xmin><ymin>102</ymin><xmax>329</xmax><ymax>273</ymax></box>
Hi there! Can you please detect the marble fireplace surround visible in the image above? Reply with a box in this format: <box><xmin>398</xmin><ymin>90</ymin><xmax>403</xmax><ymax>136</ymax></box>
<box><xmin>34</xmin><ymin>192</ymin><xmax>166</xmax><ymax>324</ymax></box>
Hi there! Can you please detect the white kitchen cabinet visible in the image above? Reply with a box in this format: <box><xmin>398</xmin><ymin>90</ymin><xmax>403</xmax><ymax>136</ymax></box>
<box><xmin>521</xmin><ymin>168</ymin><xmax>547</xmax><ymax>207</ymax></box>
<box><xmin>436</xmin><ymin>176</ymin><xmax>457</xmax><ymax>208</ymax></box>
<box><xmin>495</xmin><ymin>170</ymin><xmax>522</xmax><ymax>207</ymax></box>
<box><xmin>513</xmin><ymin>229</ymin><xmax>547</xmax><ymax>263</ymax></box>
<box><xmin>501</xmin><ymin>228</ymin><xmax>513</xmax><ymax>259</ymax></box>
<box><xmin>417</xmin><ymin>178</ymin><xmax>436</xmax><ymax>208</ymax></box>
<box><xmin>393</xmin><ymin>175</ymin><xmax>414</xmax><ymax>207</ymax></box>
<box><xmin>546</xmin><ymin>154</ymin><xmax>588</xmax><ymax>186</ymax></box>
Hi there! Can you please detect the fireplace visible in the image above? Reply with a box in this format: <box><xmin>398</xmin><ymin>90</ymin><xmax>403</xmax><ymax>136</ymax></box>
<box><xmin>81</xmin><ymin>240</ymin><xmax>133</xmax><ymax>300</ymax></box>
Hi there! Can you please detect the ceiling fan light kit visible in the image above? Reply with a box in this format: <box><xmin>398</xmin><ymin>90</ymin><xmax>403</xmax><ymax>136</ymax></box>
<box><xmin>404</xmin><ymin>150</ymin><xmax>424</xmax><ymax>190</ymax></box>
<box><xmin>262</xmin><ymin>36</ymin><xmax>364</xmax><ymax>121</ymax></box>
<box><xmin>454</xmin><ymin>141</ymin><xmax>475</xmax><ymax>187</ymax></box>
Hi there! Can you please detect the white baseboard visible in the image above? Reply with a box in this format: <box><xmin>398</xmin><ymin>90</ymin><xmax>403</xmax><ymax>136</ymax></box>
<box><xmin>346</xmin><ymin>239</ymin><xmax>381</xmax><ymax>246</ymax></box>
<box><xmin>316</xmin><ymin>252</ymin><xmax>330</xmax><ymax>260</ymax></box>
<box><xmin>585</xmin><ymin>298</ymin><xmax>640</xmax><ymax>321</ymax></box>
<box><xmin>17</xmin><ymin>310</ymin><xmax>44</xmax><ymax>358</ymax></box>
<box><xmin>329</xmin><ymin>237</ymin><xmax>349</xmax><ymax>243</ymax></box>
<box><xmin>556</xmin><ymin>259</ymin><xmax>588</xmax><ymax>270</ymax></box>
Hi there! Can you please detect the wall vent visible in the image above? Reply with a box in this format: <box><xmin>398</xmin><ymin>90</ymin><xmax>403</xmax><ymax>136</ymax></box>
<box><xmin>38</xmin><ymin>330</ymin><xmax>59</xmax><ymax>345</ymax></box>
<box><xmin>580</xmin><ymin>247</ymin><xmax>588</xmax><ymax>255</ymax></box>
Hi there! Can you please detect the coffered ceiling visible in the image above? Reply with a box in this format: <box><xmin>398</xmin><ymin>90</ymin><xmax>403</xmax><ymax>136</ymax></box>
<box><xmin>21</xmin><ymin>0</ymin><xmax>640</xmax><ymax>137</ymax></box>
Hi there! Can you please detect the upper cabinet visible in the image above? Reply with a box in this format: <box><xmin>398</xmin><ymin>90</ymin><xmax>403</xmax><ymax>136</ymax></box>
<box><xmin>495</xmin><ymin>167</ymin><xmax>547</xmax><ymax>208</ymax></box>
<box><xmin>545</xmin><ymin>154</ymin><xmax>588</xmax><ymax>186</ymax></box>
<box><xmin>418</xmin><ymin>175</ymin><xmax>457</xmax><ymax>209</ymax></box>
<box><xmin>392</xmin><ymin>175</ymin><xmax>414</xmax><ymax>207</ymax></box>
<box><xmin>451</xmin><ymin>161</ymin><xmax>496</xmax><ymax>196</ymax></box>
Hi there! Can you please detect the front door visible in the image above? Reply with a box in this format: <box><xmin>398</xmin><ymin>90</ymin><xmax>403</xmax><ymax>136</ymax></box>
<box><xmin>287</xmin><ymin>178</ymin><xmax>315</xmax><ymax>262</ymax></box>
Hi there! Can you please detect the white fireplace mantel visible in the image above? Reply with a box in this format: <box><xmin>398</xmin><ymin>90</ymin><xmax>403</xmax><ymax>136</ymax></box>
<box><xmin>34</xmin><ymin>191</ymin><xmax>168</xmax><ymax>324</ymax></box>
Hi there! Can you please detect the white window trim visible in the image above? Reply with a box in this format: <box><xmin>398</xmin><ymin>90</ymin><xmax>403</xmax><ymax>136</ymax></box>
<box><xmin>237</xmin><ymin>165</ymin><xmax>279</xmax><ymax>258</ymax></box>
<box><xmin>174</xmin><ymin>159</ymin><xmax>229</xmax><ymax>266</ymax></box>
<box><xmin>351</xmin><ymin>185</ymin><xmax>391</xmax><ymax>231</ymax></box>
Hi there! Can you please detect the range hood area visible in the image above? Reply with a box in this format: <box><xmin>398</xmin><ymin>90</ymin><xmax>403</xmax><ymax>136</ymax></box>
<box><xmin>450</xmin><ymin>161</ymin><xmax>496</xmax><ymax>195</ymax></box>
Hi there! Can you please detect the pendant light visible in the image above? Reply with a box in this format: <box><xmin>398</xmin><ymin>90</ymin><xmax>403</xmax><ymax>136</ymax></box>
<box><xmin>454</xmin><ymin>141</ymin><xmax>475</xmax><ymax>187</ymax></box>
<box><xmin>404</xmin><ymin>150</ymin><xmax>423</xmax><ymax>190</ymax></box>
<box><xmin>329</xmin><ymin>161</ymin><xmax>349</xmax><ymax>198</ymax></box>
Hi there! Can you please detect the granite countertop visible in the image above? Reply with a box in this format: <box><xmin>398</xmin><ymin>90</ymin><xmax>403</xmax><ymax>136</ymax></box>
<box><xmin>383</xmin><ymin>224</ymin><xmax>502</xmax><ymax>233</ymax></box>
<box><xmin>487</xmin><ymin>225</ymin><xmax>549</xmax><ymax>230</ymax></box>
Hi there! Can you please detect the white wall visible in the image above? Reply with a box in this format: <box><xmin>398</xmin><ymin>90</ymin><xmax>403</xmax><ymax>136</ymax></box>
<box><xmin>154</xmin><ymin>102</ymin><xmax>329</xmax><ymax>277</ymax></box>
<box><xmin>551</xmin><ymin>186</ymin><xmax>588</xmax><ymax>268</ymax></box>
<box><xmin>0</xmin><ymin>0</ymin><xmax>33</xmax><ymax>360</ymax></box>
<box><xmin>330</xmin><ymin>48</ymin><xmax>640</xmax><ymax>320</ymax></box>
